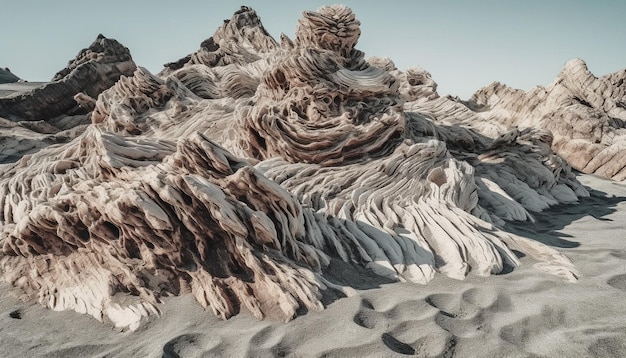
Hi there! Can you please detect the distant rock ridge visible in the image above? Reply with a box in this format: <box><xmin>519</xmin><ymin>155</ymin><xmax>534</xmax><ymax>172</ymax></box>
<box><xmin>0</xmin><ymin>35</ymin><xmax>136</xmax><ymax>164</ymax></box>
<box><xmin>0</xmin><ymin>68</ymin><xmax>21</xmax><ymax>84</ymax></box>
<box><xmin>0</xmin><ymin>5</ymin><xmax>614</xmax><ymax>331</ymax></box>
<box><xmin>464</xmin><ymin>58</ymin><xmax>626</xmax><ymax>180</ymax></box>
<box><xmin>0</xmin><ymin>34</ymin><xmax>136</xmax><ymax>121</ymax></box>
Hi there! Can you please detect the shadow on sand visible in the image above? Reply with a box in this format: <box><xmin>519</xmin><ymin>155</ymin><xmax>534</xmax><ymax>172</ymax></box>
<box><xmin>318</xmin><ymin>182</ymin><xmax>626</xmax><ymax>304</ymax></box>
<box><xmin>503</xmin><ymin>186</ymin><xmax>626</xmax><ymax>249</ymax></box>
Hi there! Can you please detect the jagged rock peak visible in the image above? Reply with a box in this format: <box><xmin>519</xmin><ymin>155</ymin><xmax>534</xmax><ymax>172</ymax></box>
<box><xmin>211</xmin><ymin>6</ymin><xmax>276</xmax><ymax>51</ymax></box>
<box><xmin>52</xmin><ymin>34</ymin><xmax>133</xmax><ymax>81</ymax></box>
<box><xmin>295</xmin><ymin>5</ymin><xmax>361</xmax><ymax>58</ymax></box>
<box><xmin>558</xmin><ymin>58</ymin><xmax>590</xmax><ymax>78</ymax></box>
<box><xmin>223</xmin><ymin>6</ymin><xmax>266</xmax><ymax>32</ymax></box>
<box><xmin>0</xmin><ymin>67</ymin><xmax>21</xmax><ymax>84</ymax></box>
<box><xmin>163</xmin><ymin>6</ymin><xmax>277</xmax><ymax>72</ymax></box>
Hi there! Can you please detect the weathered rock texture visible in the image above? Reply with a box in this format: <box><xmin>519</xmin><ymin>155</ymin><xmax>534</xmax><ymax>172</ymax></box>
<box><xmin>0</xmin><ymin>114</ymin><xmax>88</xmax><ymax>164</ymax></box>
<box><xmin>162</xmin><ymin>6</ymin><xmax>277</xmax><ymax>74</ymax></box>
<box><xmin>0</xmin><ymin>5</ymin><xmax>604</xmax><ymax>330</ymax></box>
<box><xmin>463</xmin><ymin>59</ymin><xmax>626</xmax><ymax>180</ymax></box>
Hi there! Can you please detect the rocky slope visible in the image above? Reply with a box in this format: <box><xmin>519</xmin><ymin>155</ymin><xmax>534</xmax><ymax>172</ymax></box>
<box><xmin>0</xmin><ymin>5</ymin><xmax>615</xmax><ymax>330</ymax></box>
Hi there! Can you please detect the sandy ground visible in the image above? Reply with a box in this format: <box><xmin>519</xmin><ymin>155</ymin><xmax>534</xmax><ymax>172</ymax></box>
<box><xmin>1</xmin><ymin>173</ymin><xmax>626</xmax><ymax>357</ymax></box>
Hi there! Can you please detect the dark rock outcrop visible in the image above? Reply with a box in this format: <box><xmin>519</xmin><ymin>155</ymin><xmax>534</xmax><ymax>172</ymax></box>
<box><xmin>0</xmin><ymin>68</ymin><xmax>21</xmax><ymax>84</ymax></box>
<box><xmin>0</xmin><ymin>34</ymin><xmax>136</xmax><ymax>121</ymax></box>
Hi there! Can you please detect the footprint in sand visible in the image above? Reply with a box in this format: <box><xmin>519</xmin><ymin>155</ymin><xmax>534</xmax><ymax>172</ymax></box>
<box><xmin>425</xmin><ymin>287</ymin><xmax>509</xmax><ymax>339</ymax></box>
<box><xmin>461</xmin><ymin>287</ymin><xmax>497</xmax><ymax>308</ymax></box>
<box><xmin>607</xmin><ymin>274</ymin><xmax>626</xmax><ymax>290</ymax></box>
<box><xmin>462</xmin><ymin>287</ymin><xmax>512</xmax><ymax>312</ymax></box>
<box><xmin>245</xmin><ymin>325</ymin><xmax>287</xmax><ymax>357</ymax></box>
<box><xmin>354</xmin><ymin>293</ymin><xmax>494</xmax><ymax>356</ymax></box>
<box><xmin>381</xmin><ymin>332</ymin><xmax>416</xmax><ymax>355</ymax></box>
<box><xmin>353</xmin><ymin>297</ymin><xmax>439</xmax><ymax>330</ymax></box>
<box><xmin>352</xmin><ymin>299</ymin><xmax>383</xmax><ymax>329</ymax></box>
<box><xmin>384</xmin><ymin>299</ymin><xmax>439</xmax><ymax>321</ymax></box>
<box><xmin>385</xmin><ymin>319</ymin><xmax>455</xmax><ymax>357</ymax></box>
<box><xmin>426</xmin><ymin>293</ymin><xmax>484</xmax><ymax>338</ymax></box>
<box><xmin>499</xmin><ymin>306</ymin><xmax>567</xmax><ymax>348</ymax></box>
<box><xmin>162</xmin><ymin>333</ymin><xmax>222</xmax><ymax>358</ymax></box>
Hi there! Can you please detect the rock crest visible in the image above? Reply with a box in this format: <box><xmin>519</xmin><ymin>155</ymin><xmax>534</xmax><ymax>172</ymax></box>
<box><xmin>0</xmin><ymin>35</ymin><xmax>137</xmax><ymax>164</ymax></box>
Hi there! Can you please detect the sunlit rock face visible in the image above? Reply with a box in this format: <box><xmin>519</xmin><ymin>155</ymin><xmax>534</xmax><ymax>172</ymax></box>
<box><xmin>459</xmin><ymin>59</ymin><xmax>626</xmax><ymax>180</ymax></box>
<box><xmin>0</xmin><ymin>5</ymin><xmax>594</xmax><ymax>330</ymax></box>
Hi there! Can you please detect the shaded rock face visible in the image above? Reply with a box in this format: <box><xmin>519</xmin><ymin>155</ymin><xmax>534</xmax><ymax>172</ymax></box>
<box><xmin>0</xmin><ymin>34</ymin><xmax>136</xmax><ymax>121</ymax></box>
<box><xmin>0</xmin><ymin>68</ymin><xmax>21</xmax><ymax>84</ymax></box>
<box><xmin>461</xmin><ymin>59</ymin><xmax>626</xmax><ymax>180</ymax></box>
<box><xmin>0</xmin><ymin>5</ymin><xmax>595</xmax><ymax>330</ymax></box>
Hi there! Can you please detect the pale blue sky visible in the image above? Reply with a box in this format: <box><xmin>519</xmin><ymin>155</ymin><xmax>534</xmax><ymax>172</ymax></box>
<box><xmin>1</xmin><ymin>0</ymin><xmax>624</xmax><ymax>98</ymax></box>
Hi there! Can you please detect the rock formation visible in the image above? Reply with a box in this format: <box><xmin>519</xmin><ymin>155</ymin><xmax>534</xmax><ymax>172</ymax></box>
<box><xmin>461</xmin><ymin>59</ymin><xmax>626</xmax><ymax>180</ymax></box>
<box><xmin>0</xmin><ymin>5</ymin><xmax>601</xmax><ymax>330</ymax></box>
<box><xmin>0</xmin><ymin>34</ymin><xmax>135</xmax><ymax>122</ymax></box>
<box><xmin>0</xmin><ymin>68</ymin><xmax>21</xmax><ymax>84</ymax></box>
<box><xmin>162</xmin><ymin>6</ymin><xmax>277</xmax><ymax>75</ymax></box>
